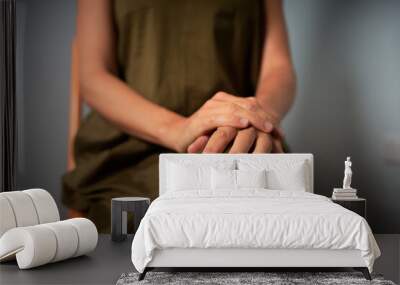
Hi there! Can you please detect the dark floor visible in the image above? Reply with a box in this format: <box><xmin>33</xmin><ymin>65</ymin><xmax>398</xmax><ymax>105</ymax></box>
<box><xmin>374</xmin><ymin>234</ymin><xmax>400</xmax><ymax>284</ymax></box>
<box><xmin>0</xmin><ymin>234</ymin><xmax>398</xmax><ymax>284</ymax></box>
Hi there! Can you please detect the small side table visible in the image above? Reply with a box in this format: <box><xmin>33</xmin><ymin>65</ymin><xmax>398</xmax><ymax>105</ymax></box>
<box><xmin>111</xmin><ymin>197</ymin><xmax>150</xmax><ymax>242</ymax></box>
<box><xmin>331</xmin><ymin>198</ymin><xmax>366</xmax><ymax>219</ymax></box>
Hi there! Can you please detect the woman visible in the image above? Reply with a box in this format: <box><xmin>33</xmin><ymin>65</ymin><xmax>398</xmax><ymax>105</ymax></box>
<box><xmin>63</xmin><ymin>0</ymin><xmax>296</xmax><ymax>233</ymax></box>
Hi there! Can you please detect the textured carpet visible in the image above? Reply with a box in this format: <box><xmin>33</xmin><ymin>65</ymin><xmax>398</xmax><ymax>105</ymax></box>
<box><xmin>117</xmin><ymin>272</ymin><xmax>396</xmax><ymax>285</ymax></box>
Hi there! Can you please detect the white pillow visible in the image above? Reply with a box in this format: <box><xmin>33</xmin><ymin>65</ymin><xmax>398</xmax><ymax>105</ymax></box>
<box><xmin>237</xmin><ymin>169</ymin><xmax>267</xmax><ymax>188</ymax></box>
<box><xmin>238</xmin><ymin>160</ymin><xmax>307</xmax><ymax>191</ymax></box>
<box><xmin>211</xmin><ymin>169</ymin><xmax>267</xmax><ymax>190</ymax></box>
<box><xmin>267</xmin><ymin>163</ymin><xmax>306</xmax><ymax>191</ymax></box>
<box><xmin>167</xmin><ymin>160</ymin><xmax>235</xmax><ymax>191</ymax></box>
<box><xmin>211</xmin><ymin>168</ymin><xmax>236</xmax><ymax>190</ymax></box>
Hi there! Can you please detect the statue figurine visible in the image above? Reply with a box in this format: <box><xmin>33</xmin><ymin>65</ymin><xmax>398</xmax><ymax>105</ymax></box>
<box><xmin>342</xmin><ymin>157</ymin><xmax>353</xmax><ymax>189</ymax></box>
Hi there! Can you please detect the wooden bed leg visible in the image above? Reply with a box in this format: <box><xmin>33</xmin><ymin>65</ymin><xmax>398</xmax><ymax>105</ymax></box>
<box><xmin>138</xmin><ymin>268</ymin><xmax>147</xmax><ymax>281</ymax></box>
<box><xmin>354</xmin><ymin>267</ymin><xmax>371</xmax><ymax>280</ymax></box>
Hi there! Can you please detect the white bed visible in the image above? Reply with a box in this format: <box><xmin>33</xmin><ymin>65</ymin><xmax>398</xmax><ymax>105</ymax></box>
<box><xmin>131</xmin><ymin>154</ymin><xmax>380</xmax><ymax>280</ymax></box>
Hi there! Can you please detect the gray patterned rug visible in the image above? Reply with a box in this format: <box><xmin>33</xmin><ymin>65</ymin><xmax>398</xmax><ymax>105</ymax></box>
<box><xmin>117</xmin><ymin>272</ymin><xmax>396</xmax><ymax>285</ymax></box>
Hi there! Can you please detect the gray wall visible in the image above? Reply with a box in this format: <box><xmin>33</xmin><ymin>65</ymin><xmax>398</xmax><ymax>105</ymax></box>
<box><xmin>283</xmin><ymin>0</ymin><xmax>400</xmax><ymax>233</ymax></box>
<box><xmin>16</xmin><ymin>0</ymin><xmax>76</xmax><ymax>218</ymax></box>
<box><xmin>16</xmin><ymin>0</ymin><xmax>399</xmax><ymax>233</ymax></box>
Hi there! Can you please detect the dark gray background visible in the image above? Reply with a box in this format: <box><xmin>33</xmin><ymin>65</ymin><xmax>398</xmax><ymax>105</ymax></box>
<box><xmin>15</xmin><ymin>0</ymin><xmax>400</xmax><ymax>233</ymax></box>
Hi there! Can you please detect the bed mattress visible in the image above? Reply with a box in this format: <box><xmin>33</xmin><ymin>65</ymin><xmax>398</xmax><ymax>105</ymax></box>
<box><xmin>131</xmin><ymin>190</ymin><xmax>380</xmax><ymax>273</ymax></box>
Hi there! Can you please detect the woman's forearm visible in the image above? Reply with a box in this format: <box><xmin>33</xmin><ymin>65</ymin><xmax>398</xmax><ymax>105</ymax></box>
<box><xmin>255</xmin><ymin>66</ymin><xmax>296</xmax><ymax>125</ymax></box>
<box><xmin>256</xmin><ymin>0</ymin><xmax>296</xmax><ymax>126</ymax></box>
<box><xmin>80</xmin><ymin>70</ymin><xmax>184</xmax><ymax>151</ymax></box>
<box><xmin>76</xmin><ymin>0</ymin><xmax>186</xmax><ymax>151</ymax></box>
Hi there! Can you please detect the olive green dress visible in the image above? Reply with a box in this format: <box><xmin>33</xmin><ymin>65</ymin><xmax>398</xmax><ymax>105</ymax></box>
<box><xmin>62</xmin><ymin>0</ymin><xmax>266</xmax><ymax>233</ymax></box>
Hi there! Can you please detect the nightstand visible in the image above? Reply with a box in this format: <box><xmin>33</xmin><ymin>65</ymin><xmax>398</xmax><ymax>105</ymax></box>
<box><xmin>111</xmin><ymin>197</ymin><xmax>150</xmax><ymax>242</ymax></box>
<box><xmin>331</xmin><ymin>198</ymin><xmax>366</xmax><ymax>219</ymax></box>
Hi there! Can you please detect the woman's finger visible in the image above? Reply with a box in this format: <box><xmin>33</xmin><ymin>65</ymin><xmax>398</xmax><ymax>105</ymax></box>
<box><xmin>203</xmin><ymin>127</ymin><xmax>237</xmax><ymax>153</ymax></box>
<box><xmin>212</xmin><ymin>91</ymin><xmax>238</xmax><ymax>102</ymax></box>
<box><xmin>271</xmin><ymin>126</ymin><xmax>285</xmax><ymax>141</ymax></box>
<box><xmin>196</xmin><ymin>97</ymin><xmax>273</xmax><ymax>133</ymax></box>
<box><xmin>213</xmin><ymin>93</ymin><xmax>261</xmax><ymax>113</ymax></box>
<box><xmin>190</xmin><ymin>111</ymin><xmax>249</xmax><ymax>139</ymax></box>
<box><xmin>212</xmin><ymin>92</ymin><xmax>274</xmax><ymax>124</ymax></box>
<box><xmin>272</xmin><ymin>137</ymin><xmax>285</xmax><ymax>153</ymax></box>
<box><xmin>229</xmin><ymin>127</ymin><xmax>257</xmax><ymax>153</ymax></box>
<box><xmin>226</xmin><ymin>105</ymin><xmax>273</xmax><ymax>133</ymax></box>
<box><xmin>253</xmin><ymin>131</ymin><xmax>273</xmax><ymax>153</ymax></box>
<box><xmin>187</xmin><ymin>135</ymin><xmax>209</xmax><ymax>153</ymax></box>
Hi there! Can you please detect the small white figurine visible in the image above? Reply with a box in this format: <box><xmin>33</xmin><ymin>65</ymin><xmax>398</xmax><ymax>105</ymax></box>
<box><xmin>342</xmin><ymin>157</ymin><xmax>353</xmax><ymax>189</ymax></box>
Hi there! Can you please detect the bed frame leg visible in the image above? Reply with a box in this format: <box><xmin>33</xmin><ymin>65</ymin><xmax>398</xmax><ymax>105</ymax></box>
<box><xmin>354</xmin><ymin>267</ymin><xmax>371</xmax><ymax>280</ymax></box>
<box><xmin>138</xmin><ymin>268</ymin><xmax>148</xmax><ymax>281</ymax></box>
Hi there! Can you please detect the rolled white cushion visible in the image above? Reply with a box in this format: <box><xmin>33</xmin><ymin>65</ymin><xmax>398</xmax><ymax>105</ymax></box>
<box><xmin>42</xmin><ymin>221</ymin><xmax>79</xmax><ymax>262</ymax></box>
<box><xmin>23</xmin><ymin>189</ymin><xmax>59</xmax><ymax>223</ymax></box>
<box><xmin>0</xmin><ymin>226</ymin><xmax>57</xmax><ymax>269</ymax></box>
<box><xmin>66</xmin><ymin>218</ymin><xmax>98</xmax><ymax>257</ymax></box>
<box><xmin>0</xmin><ymin>191</ymin><xmax>39</xmax><ymax>227</ymax></box>
<box><xmin>0</xmin><ymin>218</ymin><xmax>98</xmax><ymax>269</ymax></box>
<box><xmin>0</xmin><ymin>196</ymin><xmax>17</xmax><ymax>237</ymax></box>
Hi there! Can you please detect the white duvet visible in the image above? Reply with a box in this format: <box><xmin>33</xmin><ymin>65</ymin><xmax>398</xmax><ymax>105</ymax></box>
<box><xmin>131</xmin><ymin>190</ymin><xmax>380</xmax><ymax>273</ymax></box>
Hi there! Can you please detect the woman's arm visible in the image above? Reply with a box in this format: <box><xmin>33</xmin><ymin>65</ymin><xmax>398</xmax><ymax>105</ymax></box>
<box><xmin>76</xmin><ymin>0</ymin><xmax>272</xmax><ymax>153</ymax></box>
<box><xmin>188</xmin><ymin>0</ymin><xmax>294</xmax><ymax>153</ymax></box>
<box><xmin>255</xmin><ymin>0</ymin><xmax>296</xmax><ymax>126</ymax></box>
<box><xmin>77</xmin><ymin>0</ymin><xmax>182</xmax><ymax>150</ymax></box>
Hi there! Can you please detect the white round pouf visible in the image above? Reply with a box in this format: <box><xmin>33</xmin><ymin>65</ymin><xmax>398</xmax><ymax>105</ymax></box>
<box><xmin>23</xmin><ymin>189</ymin><xmax>60</xmax><ymax>223</ymax></box>
<box><xmin>0</xmin><ymin>196</ymin><xmax>17</xmax><ymax>237</ymax></box>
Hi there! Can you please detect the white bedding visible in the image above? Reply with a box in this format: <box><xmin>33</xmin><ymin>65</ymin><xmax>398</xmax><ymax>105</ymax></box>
<box><xmin>131</xmin><ymin>190</ymin><xmax>380</xmax><ymax>273</ymax></box>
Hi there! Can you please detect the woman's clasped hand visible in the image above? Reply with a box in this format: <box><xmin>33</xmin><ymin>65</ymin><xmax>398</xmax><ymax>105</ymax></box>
<box><xmin>169</xmin><ymin>91</ymin><xmax>284</xmax><ymax>154</ymax></box>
